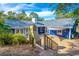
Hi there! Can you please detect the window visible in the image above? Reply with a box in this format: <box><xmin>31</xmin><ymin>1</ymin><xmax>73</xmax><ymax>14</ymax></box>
<box><xmin>11</xmin><ymin>29</ymin><xmax>15</xmax><ymax>34</ymax></box>
<box><xmin>16</xmin><ymin>29</ymin><xmax>19</xmax><ymax>33</ymax></box>
<box><xmin>57</xmin><ymin>30</ymin><xmax>62</xmax><ymax>35</ymax></box>
<box><xmin>38</xmin><ymin>27</ymin><xmax>45</xmax><ymax>34</ymax></box>
<box><xmin>21</xmin><ymin>29</ymin><xmax>24</xmax><ymax>34</ymax></box>
<box><xmin>20</xmin><ymin>28</ymin><xmax>28</xmax><ymax>34</ymax></box>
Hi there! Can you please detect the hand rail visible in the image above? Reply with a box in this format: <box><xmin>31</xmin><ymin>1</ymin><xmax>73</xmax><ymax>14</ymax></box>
<box><xmin>44</xmin><ymin>34</ymin><xmax>58</xmax><ymax>53</ymax></box>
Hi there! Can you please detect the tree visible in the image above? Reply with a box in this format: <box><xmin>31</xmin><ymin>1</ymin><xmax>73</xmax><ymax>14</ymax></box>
<box><xmin>65</xmin><ymin>12</ymin><xmax>74</xmax><ymax>18</ymax></box>
<box><xmin>73</xmin><ymin>8</ymin><xmax>79</xmax><ymax>18</ymax></box>
<box><xmin>0</xmin><ymin>11</ymin><xmax>4</xmax><ymax>18</ymax></box>
<box><xmin>17</xmin><ymin>11</ymin><xmax>26</xmax><ymax>20</ymax></box>
<box><xmin>16</xmin><ymin>11</ymin><xmax>32</xmax><ymax>21</ymax></box>
<box><xmin>56</xmin><ymin>3</ymin><xmax>77</xmax><ymax>16</ymax></box>
<box><xmin>6</xmin><ymin>11</ymin><xmax>16</xmax><ymax>19</ymax></box>
<box><xmin>30</xmin><ymin>12</ymin><xmax>44</xmax><ymax>21</ymax></box>
<box><xmin>50</xmin><ymin>3</ymin><xmax>78</xmax><ymax>17</ymax></box>
<box><xmin>30</xmin><ymin>12</ymin><xmax>38</xmax><ymax>18</ymax></box>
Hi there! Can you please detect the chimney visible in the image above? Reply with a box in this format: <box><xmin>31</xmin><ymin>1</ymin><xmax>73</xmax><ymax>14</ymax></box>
<box><xmin>32</xmin><ymin>18</ymin><xmax>36</xmax><ymax>23</ymax></box>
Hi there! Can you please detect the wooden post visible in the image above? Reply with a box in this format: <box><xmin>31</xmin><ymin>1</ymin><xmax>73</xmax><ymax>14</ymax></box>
<box><xmin>49</xmin><ymin>39</ymin><xmax>51</xmax><ymax>49</ymax></box>
<box><xmin>51</xmin><ymin>42</ymin><xmax>52</xmax><ymax>49</ymax></box>
<box><xmin>44</xmin><ymin>34</ymin><xmax>48</xmax><ymax>50</ymax></box>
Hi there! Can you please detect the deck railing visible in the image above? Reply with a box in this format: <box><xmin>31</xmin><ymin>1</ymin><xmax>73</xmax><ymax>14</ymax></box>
<box><xmin>44</xmin><ymin>34</ymin><xmax>58</xmax><ymax>53</ymax></box>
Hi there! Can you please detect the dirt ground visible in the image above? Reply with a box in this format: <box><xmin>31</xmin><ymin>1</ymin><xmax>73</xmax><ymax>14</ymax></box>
<box><xmin>0</xmin><ymin>44</ymin><xmax>43</xmax><ymax>56</ymax></box>
<box><xmin>0</xmin><ymin>39</ymin><xmax>79</xmax><ymax>56</ymax></box>
<box><xmin>57</xmin><ymin>39</ymin><xmax>79</xmax><ymax>56</ymax></box>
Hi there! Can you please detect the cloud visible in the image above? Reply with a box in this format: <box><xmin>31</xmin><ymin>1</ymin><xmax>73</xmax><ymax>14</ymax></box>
<box><xmin>36</xmin><ymin>10</ymin><xmax>55</xmax><ymax>17</ymax></box>
<box><xmin>0</xmin><ymin>3</ymin><xmax>56</xmax><ymax>20</ymax></box>
<box><xmin>0</xmin><ymin>3</ymin><xmax>37</xmax><ymax>12</ymax></box>
<box><xmin>36</xmin><ymin>10</ymin><xmax>56</xmax><ymax>20</ymax></box>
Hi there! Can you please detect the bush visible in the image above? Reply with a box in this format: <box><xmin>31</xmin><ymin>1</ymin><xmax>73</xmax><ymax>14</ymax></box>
<box><xmin>0</xmin><ymin>33</ymin><xmax>13</xmax><ymax>45</ymax></box>
<box><xmin>12</xmin><ymin>37</ymin><xmax>19</xmax><ymax>45</ymax></box>
<box><xmin>0</xmin><ymin>39</ymin><xmax>4</xmax><ymax>45</ymax></box>
<box><xmin>0</xmin><ymin>33</ymin><xmax>29</xmax><ymax>45</ymax></box>
<box><xmin>13</xmin><ymin>33</ymin><xmax>28</xmax><ymax>44</ymax></box>
<box><xmin>29</xmin><ymin>33</ymin><xmax>34</xmax><ymax>47</ymax></box>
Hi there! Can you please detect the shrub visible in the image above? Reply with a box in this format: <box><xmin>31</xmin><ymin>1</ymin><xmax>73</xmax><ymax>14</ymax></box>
<box><xmin>0</xmin><ymin>39</ymin><xmax>4</xmax><ymax>45</ymax></box>
<box><xmin>13</xmin><ymin>33</ymin><xmax>28</xmax><ymax>44</ymax></box>
<box><xmin>12</xmin><ymin>37</ymin><xmax>19</xmax><ymax>45</ymax></box>
<box><xmin>0</xmin><ymin>33</ymin><xmax>13</xmax><ymax>45</ymax></box>
<box><xmin>29</xmin><ymin>33</ymin><xmax>34</xmax><ymax>47</ymax></box>
<box><xmin>0</xmin><ymin>33</ymin><xmax>29</xmax><ymax>45</ymax></box>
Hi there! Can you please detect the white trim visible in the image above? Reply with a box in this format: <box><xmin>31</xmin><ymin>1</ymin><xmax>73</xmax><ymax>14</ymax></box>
<box><xmin>47</xmin><ymin>27</ymin><xmax>65</xmax><ymax>30</ymax></box>
<box><xmin>69</xmin><ymin>29</ymin><xmax>72</xmax><ymax>39</ymax></box>
<box><xmin>14</xmin><ymin>29</ymin><xmax>16</xmax><ymax>34</ymax></box>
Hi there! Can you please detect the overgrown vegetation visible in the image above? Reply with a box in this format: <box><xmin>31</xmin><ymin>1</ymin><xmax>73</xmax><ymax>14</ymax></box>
<box><xmin>29</xmin><ymin>33</ymin><xmax>35</xmax><ymax>47</ymax></box>
<box><xmin>0</xmin><ymin>33</ymin><xmax>29</xmax><ymax>46</ymax></box>
<box><xmin>13</xmin><ymin>33</ymin><xmax>29</xmax><ymax>44</ymax></box>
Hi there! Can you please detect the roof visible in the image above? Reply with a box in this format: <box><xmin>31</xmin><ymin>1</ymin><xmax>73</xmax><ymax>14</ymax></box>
<box><xmin>35</xmin><ymin>18</ymin><xmax>76</xmax><ymax>29</ymax></box>
<box><xmin>4</xmin><ymin>19</ymin><xmax>33</xmax><ymax>29</ymax></box>
<box><xmin>35</xmin><ymin>22</ymin><xmax>45</xmax><ymax>27</ymax></box>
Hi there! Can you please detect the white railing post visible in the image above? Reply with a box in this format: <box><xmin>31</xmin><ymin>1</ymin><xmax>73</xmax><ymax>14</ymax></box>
<box><xmin>69</xmin><ymin>28</ymin><xmax>71</xmax><ymax>39</ymax></box>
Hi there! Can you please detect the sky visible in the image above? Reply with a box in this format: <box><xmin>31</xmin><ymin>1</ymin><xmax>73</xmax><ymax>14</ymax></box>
<box><xmin>0</xmin><ymin>3</ymin><xmax>79</xmax><ymax>20</ymax></box>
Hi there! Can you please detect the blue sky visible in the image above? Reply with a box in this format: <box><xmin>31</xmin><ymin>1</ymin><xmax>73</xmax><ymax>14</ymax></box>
<box><xmin>0</xmin><ymin>3</ymin><xmax>58</xmax><ymax>20</ymax></box>
<box><xmin>0</xmin><ymin>3</ymin><xmax>79</xmax><ymax>20</ymax></box>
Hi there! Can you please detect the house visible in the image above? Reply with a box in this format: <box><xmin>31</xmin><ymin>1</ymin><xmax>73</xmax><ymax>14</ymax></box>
<box><xmin>34</xmin><ymin>18</ymin><xmax>76</xmax><ymax>39</ymax></box>
<box><xmin>32</xmin><ymin>18</ymin><xmax>46</xmax><ymax>35</ymax></box>
<box><xmin>4</xmin><ymin>18</ymin><xmax>76</xmax><ymax>40</ymax></box>
<box><xmin>4</xmin><ymin>19</ymin><xmax>33</xmax><ymax>39</ymax></box>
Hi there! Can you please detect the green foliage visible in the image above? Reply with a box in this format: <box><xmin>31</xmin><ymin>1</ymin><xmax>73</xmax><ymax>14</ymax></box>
<box><xmin>30</xmin><ymin>12</ymin><xmax>38</xmax><ymax>18</ymax></box>
<box><xmin>30</xmin><ymin>12</ymin><xmax>44</xmax><ymax>21</ymax></box>
<box><xmin>29</xmin><ymin>33</ymin><xmax>34</xmax><ymax>47</ymax></box>
<box><xmin>56</xmin><ymin>3</ymin><xmax>76</xmax><ymax>15</ymax></box>
<box><xmin>0</xmin><ymin>33</ymin><xmax>29</xmax><ymax>45</ymax></box>
<box><xmin>0</xmin><ymin>33</ymin><xmax>13</xmax><ymax>45</ymax></box>
<box><xmin>6</xmin><ymin>11</ymin><xmax>16</xmax><ymax>19</ymax></box>
<box><xmin>0</xmin><ymin>24</ymin><xmax>11</xmax><ymax>34</ymax></box>
<box><xmin>65</xmin><ymin>12</ymin><xmax>74</xmax><ymax>18</ymax></box>
<box><xmin>0</xmin><ymin>39</ymin><xmax>4</xmax><ymax>45</ymax></box>
<box><xmin>73</xmin><ymin>8</ymin><xmax>79</xmax><ymax>18</ymax></box>
<box><xmin>13</xmin><ymin>33</ymin><xmax>28</xmax><ymax>44</ymax></box>
<box><xmin>0</xmin><ymin>11</ymin><xmax>44</xmax><ymax>21</ymax></box>
<box><xmin>17</xmin><ymin>11</ymin><xmax>27</xmax><ymax>20</ymax></box>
